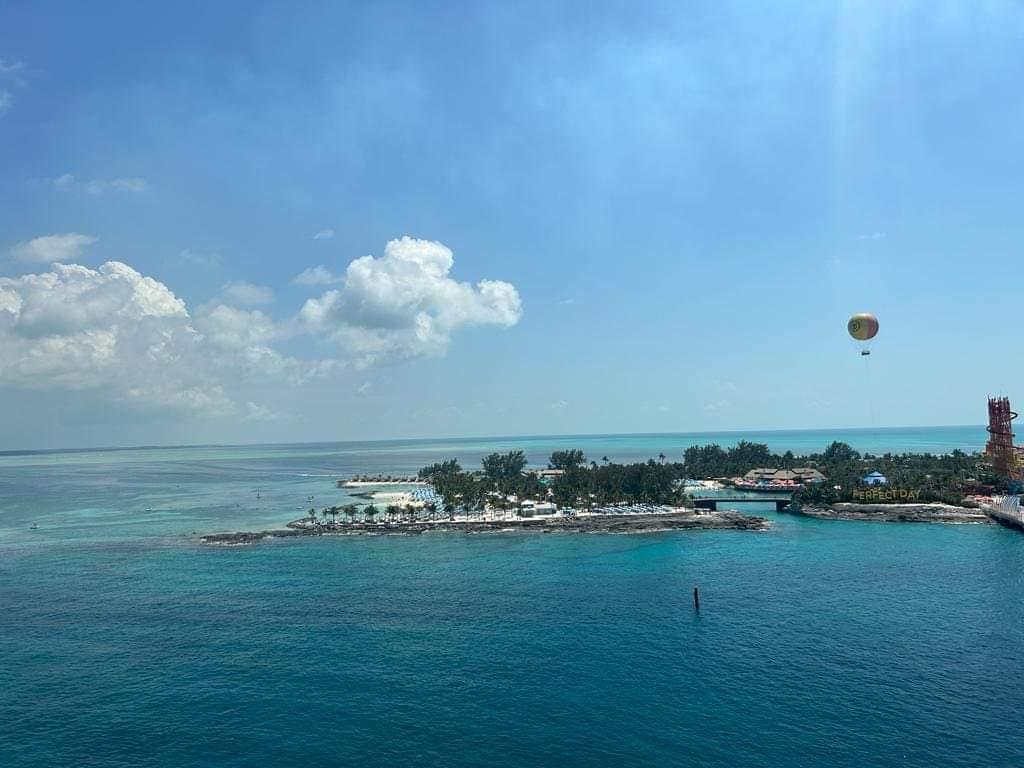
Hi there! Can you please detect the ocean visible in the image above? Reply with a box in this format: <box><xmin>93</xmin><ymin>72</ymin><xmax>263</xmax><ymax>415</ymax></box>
<box><xmin>2</xmin><ymin>426</ymin><xmax>1023</xmax><ymax>767</ymax></box>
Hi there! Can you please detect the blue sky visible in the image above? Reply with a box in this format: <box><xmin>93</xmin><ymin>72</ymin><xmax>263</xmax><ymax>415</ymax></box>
<box><xmin>1</xmin><ymin>1</ymin><xmax>1023</xmax><ymax>450</ymax></box>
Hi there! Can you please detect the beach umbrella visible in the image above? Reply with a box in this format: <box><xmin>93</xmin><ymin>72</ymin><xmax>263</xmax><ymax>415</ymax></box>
<box><xmin>847</xmin><ymin>313</ymin><xmax>878</xmax><ymax>356</ymax></box>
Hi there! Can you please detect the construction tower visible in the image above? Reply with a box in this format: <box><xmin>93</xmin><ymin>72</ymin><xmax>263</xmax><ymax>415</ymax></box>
<box><xmin>985</xmin><ymin>396</ymin><xmax>1022</xmax><ymax>480</ymax></box>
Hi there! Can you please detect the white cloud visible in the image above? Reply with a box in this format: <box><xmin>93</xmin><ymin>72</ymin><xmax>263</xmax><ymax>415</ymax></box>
<box><xmin>855</xmin><ymin>232</ymin><xmax>885</xmax><ymax>241</ymax></box>
<box><xmin>0</xmin><ymin>261</ymin><xmax>325</xmax><ymax>415</ymax></box>
<box><xmin>51</xmin><ymin>174</ymin><xmax>149</xmax><ymax>194</ymax></box>
<box><xmin>357</xmin><ymin>382</ymin><xmax>371</xmax><ymax>395</ymax></box>
<box><xmin>550</xmin><ymin>399</ymin><xmax>568</xmax><ymax>411</ymax></box>
<box><xmin>220</xmin><ymin>281</ymin><xmax>274</xmax><ymax>307</ymax></box>
<box><xmin>299</xmin><ymin>236</ymin><xmax>522</xmax><ymax>366</ymax></box>
<box><xmin>9</xmin><ymin>233</ymin><xmax>97</xmax><ymax>263</ymax></box>
<box><xmin>0</xmin><ymin>261</ymin><xmax>225</xmax><ymax>412</ymax></box>
<box><xmin>313</xmin><ymin>229</ymin><xmax>335</xmax><ymax>240</ymax></box>
<box><xmin>293</xmin><ymin>265</ymin><xmax>343</xmax><ymax>286</ymax></box>
<box><xmin>195</xmin><ymin>304</ymin><xmax>278</xmax><ymax>349</ymax></box>
<box><xmin>704</xmin><ymin>399</ymin><xmax>731</xmax><ymax>412</ymax></box>
<box><xmin>0</xmin><ymin>235</ymin><xmax>521</xmax><ymax>418</ymax></box>
<box><xmin>0</xmin><ymin>91</ymin><xmax>10</xmax><ymax>113</ymax></box>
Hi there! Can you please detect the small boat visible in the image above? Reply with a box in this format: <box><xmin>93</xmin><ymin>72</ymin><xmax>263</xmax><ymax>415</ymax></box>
<box><xmin>29</xmin><ymin>522</ymin><xmax>39</xmax><ymax>531</ymax></box>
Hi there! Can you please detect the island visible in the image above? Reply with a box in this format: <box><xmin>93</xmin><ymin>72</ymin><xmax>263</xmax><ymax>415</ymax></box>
<box><xmin>200</xmin><ymin>438</ymin><xmax>1023</xmax><ymax>546</ymax></box>
<box><xmin>201</xmin><ymin>448</ymin><xmax>771</xmax><ymax>545</ymax></box>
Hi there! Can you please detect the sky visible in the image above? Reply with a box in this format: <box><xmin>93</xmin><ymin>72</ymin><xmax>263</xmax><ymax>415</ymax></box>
<box><xmin>1</xmin><ymin>1</ymin><xmax>1023</xmax><ymax>450</ymax></box>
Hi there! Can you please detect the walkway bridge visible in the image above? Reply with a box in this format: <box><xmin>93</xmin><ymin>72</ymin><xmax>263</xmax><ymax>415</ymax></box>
<box><xmin>692</xmin><ymin>496</ymin><xmax>793</xmax><ymax>512</ymax></box>
<box><xmin>984</xmin><ymin>496</ymin><xmax>1024</xmax><ymax>532</ymax></box>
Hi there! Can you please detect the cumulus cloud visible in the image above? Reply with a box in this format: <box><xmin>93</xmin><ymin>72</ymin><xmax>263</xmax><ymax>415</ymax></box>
<box><xmin>0</xmin><ymin>236</ymin><xmax>521</xmax><ymax>418</ymax></box>
<box><xmin>0</xmin><ymin>261</ymin><xmax>324</xmax><ymax>415</ymax></box>
<box><xmin>313</xmin><ymin>229</ymin><xmax>335</xmax><ymax>240</ymax></box>
<box><xmin>0</xmin><ymin>261</ymin><xmax>225</xmax><ymax>411</ymax></box>
<box><xmin>194</xmin><ymin>304</ymin><xmax>278</xmax><ymax>349</ymax></box>
<box><xmin>299</xmin><ymin>236</ymin><xmax>522</xmax><ymax>366</ymax></box>
<box><xmin>0</xmin><ymin>91</ymin><xmax>10</xmax><ymax>113</ymax></box>
<box><xmin>293</xmin><ymin>265</ymin><xmax>343</xmax><ymax>286</ymax></box>
<box><xmin>9</xmin><ymin>233</ymin><xmax>97</xmax><ymax>263</ymax></box>
<box><xmin>220</xmin><ymin>281</ymin><xmax>274</xmax><ymax>306</ymax></box>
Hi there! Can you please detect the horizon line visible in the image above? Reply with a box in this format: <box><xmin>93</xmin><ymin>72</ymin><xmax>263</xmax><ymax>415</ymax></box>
<box><xmin>0</xmin><ymin>423</ymin><xmax>987</xmax><ymax>457</ymax></box>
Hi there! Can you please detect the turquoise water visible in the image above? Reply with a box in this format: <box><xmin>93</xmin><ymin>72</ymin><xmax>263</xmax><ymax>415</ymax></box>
<box><xmin>3</xmin><ymin>427</ymin><xmax>1023</xmax><ymax>767</ymax></box>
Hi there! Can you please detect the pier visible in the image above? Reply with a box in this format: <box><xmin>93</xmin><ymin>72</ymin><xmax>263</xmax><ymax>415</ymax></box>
<box><xmin>983</xmin><ymin>496</ymin><xmax>1024</xmax><ymax>532</ymax></box>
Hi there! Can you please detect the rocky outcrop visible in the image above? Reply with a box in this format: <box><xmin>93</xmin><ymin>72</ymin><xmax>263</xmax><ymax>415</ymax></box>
<box><xmin>200</xmin><ymin>510</ymin><xmax>770</xmax><ymax>545</ymax></box>
<box><xmin>788</xmin><ymin>502</ymin><xmax>990</xmax><ymax>524</ymax></box>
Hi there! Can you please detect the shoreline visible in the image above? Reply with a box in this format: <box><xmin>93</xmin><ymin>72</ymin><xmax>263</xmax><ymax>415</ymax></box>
<box><xmin>786</xmin><ymin>502</ymin><xmax>991</xmax><ymax>524</ymax></box>
<box><xmin>338</xmin><ymin>479</ymin><xmax>428</xmax><ymax>488</ymax></box>
<box><xmin>200</xmin><ymin>510</ymin><xmax>770</xmax><ymax>546</ymax></box>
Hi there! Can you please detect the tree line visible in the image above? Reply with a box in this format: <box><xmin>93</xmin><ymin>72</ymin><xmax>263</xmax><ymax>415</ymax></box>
<box><xmin>308</xmin><ymin>440</ymin><xmax>995</xmax><ymax>523</ymax></box>
<box><xmin>418</xmin><ymin>449</ymin><xmax>687</xmax><ymax>513</ymax></box>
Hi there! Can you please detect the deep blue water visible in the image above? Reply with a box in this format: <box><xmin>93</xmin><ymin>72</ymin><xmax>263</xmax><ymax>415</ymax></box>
<box><xmin>2</xmin><ymin>427</ymin><xmax>1023</xmax><ymax>767</ymax></box>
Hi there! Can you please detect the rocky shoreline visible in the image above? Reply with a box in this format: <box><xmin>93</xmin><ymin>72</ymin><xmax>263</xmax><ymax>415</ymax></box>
<box><xmin>787</xmin><ymin>502</ymin><xmax>991</xmax><ymax>524</ymax></box>
<box><xmin>200</xmin><ymin>510</ymin><xmax>770</xmax><ymax>546</ymax></box>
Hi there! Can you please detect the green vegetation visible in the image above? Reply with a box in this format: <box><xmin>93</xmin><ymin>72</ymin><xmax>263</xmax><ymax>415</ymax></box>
<box><xmin>681</xmin><ymin>440</ymin><xmax>797</xmax><ymax>478</ymax></box>
<box><xmin>678</xmin><ymin>439</ymin><xmax>991</xmax><ymax>506</ymax></box>
<box><xmin>548</xmin><ymin>449</ymin><xmax>586</xmax><ymax>470</ymax></box>
<box><xmin>310</xmin><ymin>441</ymin><xmax>997</xmax><ymax>526</ymax></box>
<box><xmin>792</xmin><ymin>443</ymin><xmax>984</xmax><ymax>506</ymax></box>
<box><xmin>420</xmin><ymin>450</ymin><xmax>688</xmax><ymax>515</ymax></box>
<box><xmin>417</xmin><ymin>459</ymin><xmax>462</xmax><ymax>480</ymax></box>
<box><xmin>549</xmin><ymin>460</ymin><xmax>686</xmax><ymax>510</ymax></box>
<box><xmin>428</xmin><ymin>451</ymin><xmax>545</xmax><ymax>517</ymax></box>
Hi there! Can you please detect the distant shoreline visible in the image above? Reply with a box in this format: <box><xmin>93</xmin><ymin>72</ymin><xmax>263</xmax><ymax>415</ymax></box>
<box><xmin>200</xmin><ymin>510</ymin><xmax>770</xmax><ymax>546</ymax></box>
<box><xmin>1</xmin><ymin>424</ymin><xmax>986</xmax><ymax>457</ymax></box>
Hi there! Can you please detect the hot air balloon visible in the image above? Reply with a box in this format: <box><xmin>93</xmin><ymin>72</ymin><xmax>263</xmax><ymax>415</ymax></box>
<box><xmin>848</xmin><ymin>313</ymin><xmax>878</xmax><ymax>356</ymax></box>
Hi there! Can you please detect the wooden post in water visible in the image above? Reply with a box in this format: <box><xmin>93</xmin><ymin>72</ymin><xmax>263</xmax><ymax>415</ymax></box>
<box><xmin>693</xmin><ymin>586</ymin><xmax>700</xmax><ymax>611</ymax></box>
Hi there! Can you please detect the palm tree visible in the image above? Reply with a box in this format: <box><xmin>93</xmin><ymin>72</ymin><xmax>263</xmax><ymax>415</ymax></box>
<box><xmin>308</xmin><ymin>508</ymin><xmax>317</xmax><ymax>526</ymax></box>
<box><xmin>658</xmin><ymin>453</ymin><xmax>666</xmax><ymax>464</ymax></box>
<box><xmin>364</xmin><ymin>504</ymin><xmax>378</xmax><ymax>524</ymax></box>
<box><xmin>343</xmin><ymin>503</ymin><xmax>358</xmax><ymax>524</ymax></box>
